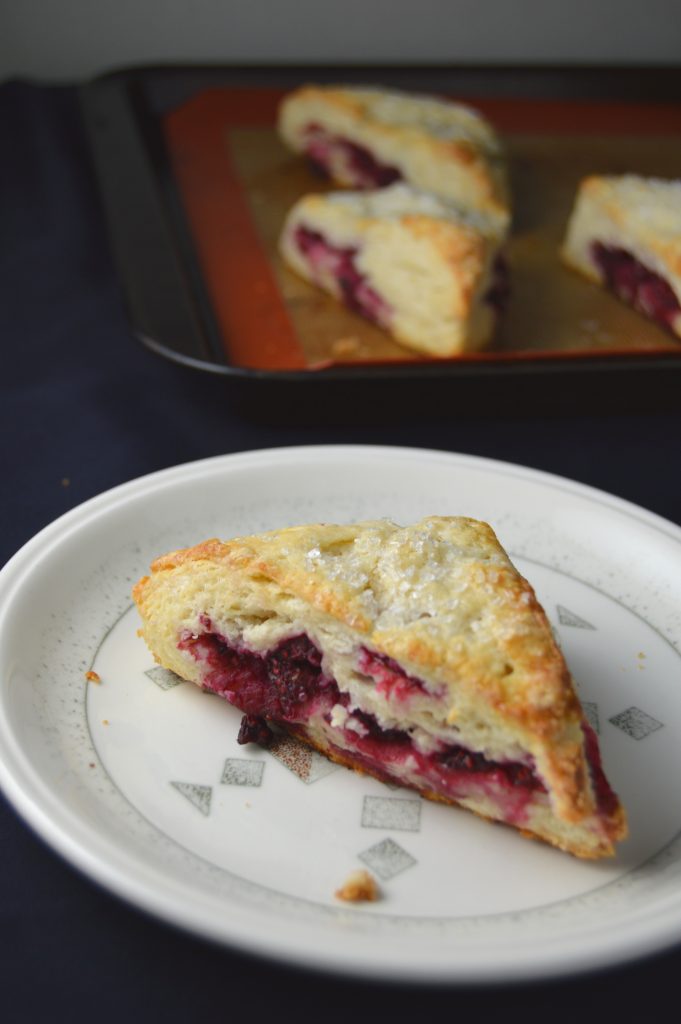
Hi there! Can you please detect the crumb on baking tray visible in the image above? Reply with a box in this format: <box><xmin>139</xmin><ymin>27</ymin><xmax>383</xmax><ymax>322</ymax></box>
<box><xmin>334</xmin><ymin>869</ymin><xmax>380</xmax><ymax>903</ymax></box>
<box><xmin>331</xmin><ymin>336</ymin><xmax>361</xmax><ymax>357</ymax></box>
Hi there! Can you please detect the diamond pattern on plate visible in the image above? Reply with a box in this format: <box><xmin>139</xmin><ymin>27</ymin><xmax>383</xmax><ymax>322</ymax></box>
<box><xmin>170</xmin><ymin>781</ymin><xmax>212</xmax><ymax>816</ymax></box>
<box><xmin>268</xmin><ymin>734</ymin><xmax>339</xmax><ymax>783</ymax></box>
<box><xmin>359</xmin><ymin>837</ymin><xmax>417</xmax><ymax>880</ymax></box>
<box><xmin>145</xmin><ymin>666</ymin><xmax>182</xmax><ymax>690</ymax></box>
<box><xmin>557</xmin><ymin>605</ymin><xmax>596</xmax><ymax>630</ymax></box>
<box><xmin>582</xmin><ymin>701</ymin><xmax>600</xmax><ymax>734</ymax></box>
<box><xmin>361</xmin><ymin>795</ymin><xmax>421</xmax><ymax>832</ymax></box>
<box><xmin>221</xmin><ymin>758</ymin><xmax>265</xmax><ymax>787</ymax></box>
<box><xmin>609</xmin><ymin>706</ymin><xmax>663</xmax><ymax>740</ymax></box>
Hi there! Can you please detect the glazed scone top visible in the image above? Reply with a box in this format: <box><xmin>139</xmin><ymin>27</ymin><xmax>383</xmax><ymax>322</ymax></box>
<box><xmin>312</xmin><ymin>86</ymin><xmax>504</xmax><ymax>155</ymax></box>
<box><xmin>312</xmin><ymin>182</ymin><xmax>503</xmax><ymax>239</ymax></box>
<box><xmin>582</xmin><ymin>175</ymin><xmax>681</xmax><ymax>241</ymax></box>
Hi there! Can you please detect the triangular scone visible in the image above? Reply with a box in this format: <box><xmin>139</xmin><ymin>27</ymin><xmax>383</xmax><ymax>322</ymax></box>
<box><xmin>278</xmin><ymin>84</ymin><xmax>510</xmax><ymax>230</ymax></box>
<box><xmin>561</xmin><ymin>174</ymin><xmax>681</xmax><ymax>338</ymax></box>
<box><xmin>133</xmin><ymin>517</ymin><xmax>627</xmax><ymax>859</ymax></box>
<box><xmin>279</xmin><ymin>184</ymin><xmax>507</xmax><ymax>358</ymax></box>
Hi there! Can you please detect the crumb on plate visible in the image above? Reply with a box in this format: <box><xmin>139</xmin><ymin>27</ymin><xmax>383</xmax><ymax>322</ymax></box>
<box><xmin>334</xmin><ymin>869</ymin><xmax>380</xmax><ymax>903</ymax></box>
<box><xmin>85</xmin><ymin>670</ymin><xmax>101</xmax><ymax>683</ymax></box>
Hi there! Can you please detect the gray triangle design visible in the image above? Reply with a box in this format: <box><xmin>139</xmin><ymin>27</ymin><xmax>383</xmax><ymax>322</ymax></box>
<box><xmin>171</xmin><ymin>781</ymin><xmax>212</xmax><ymax>816</ymax></box>
<box><xmin>557</xmin><ymin>605</ymin><xmax>596</xmax><ymax>630</ymax></box>
<box><xmin>145</xmin><ymin>666</ymin><xmax>183</xmax><ymax>690</ymax></box>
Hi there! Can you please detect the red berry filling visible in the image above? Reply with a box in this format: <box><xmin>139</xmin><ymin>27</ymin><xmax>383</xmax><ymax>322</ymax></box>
<box><xmin>335</xmin><ymin>707</ymin><xmax>545</xmax><ymax>823</ymax></box>
<box><xmin>302</xmin><ymin>122</ymin><xmax>403</xmax><ymax>189</ymax></box>
<box><xmin>582</xmin><ymin>720</ymin><xmax>621</xmax><ymax>818</ymax></box>
<box><xmin>179</xmin><ymin>628</ymin><xmax>340</xmax><ymax>720</ymax></box>
<box><xmin>294</xmin><ymin>226</ymin><xmax>392</xmax><ymax>327</ymax></box>
<box><xmin>358</xmin><ymin>646</ymin><xmax>434</xmax><ymax>701</ymax></box>
<box><xmin>179</xmin><ymin>626</ymin><xmax>554</xmax><ymax>822</ymax></box>
<box><xmin>591</xmin><ymin>242</ymin><xmax>680</xmax><ymax>330</ymax></box>
<box><xmin>340</xmin><ymin>704</ymin><xmax>542</xmax><ymax>794</ymax></box>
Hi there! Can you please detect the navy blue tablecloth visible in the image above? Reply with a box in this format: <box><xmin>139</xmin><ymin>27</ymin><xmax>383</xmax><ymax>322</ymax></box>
<box><xmin>1</xmin><ymin>80</ymin><xmax>680</xmax><ymax>1021</ymax></box>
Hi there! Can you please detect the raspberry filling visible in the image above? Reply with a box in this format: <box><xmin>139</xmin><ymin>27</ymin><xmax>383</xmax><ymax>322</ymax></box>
<box><xmin>179</xmin><ymin>627</ymin><xmax>555</xmax><ymax>821</ymax></box>
<box><xmin>294</xmin><ymin>226</ymin><xmax>392</xmax><ymax>326</ymax></box>
<box><xmin>179</xmin><ymin>627</ymin><xmax>338</xmax><ymax>720</ymax></box>
<box><xmin>582</xmin><ymin>720</ymin><xmax>621</xmax><ymax>818</ymax></box>
<box><xmin>334</xmin><ymin>707</ymin><xmax>544</xmax><ymax>824</ymax></box>
<box><xmin>358</xmin><ymin>646</ymin><xmax>433</xmax><ymax>701</ymax></box>
<box><xmin>302</xmin><ymin>122</ymin><xmax>403</xmax><ymax>189</ymax></box>
<box><xmin>591</xmin><ymin>242</ymin><xmax>680</xmax><ymax>330</ymax></box>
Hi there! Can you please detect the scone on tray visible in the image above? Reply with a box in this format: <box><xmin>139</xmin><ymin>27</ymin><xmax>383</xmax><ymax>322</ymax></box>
<box><xmin>278</xmin><ymin>84</ymin><xmax>510</xmax><ymax>229</ymax></box>
<box><xmin>561</xmin><ymin>174</ymin><xmax>681</xmax><ymax>338</ymax></box>
<box><xmin>279</xmin><ymin>183</ymin><xmax>508</xmax><ymax>358</ymax></box>
<box><xmin>133</xmin><ymin>516</ymin><xmax>627</xmax><ymax>860</ymax></box>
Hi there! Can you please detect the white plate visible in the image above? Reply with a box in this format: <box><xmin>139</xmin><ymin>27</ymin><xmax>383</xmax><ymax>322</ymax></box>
<box><xmin>1</xmin><ymin>445</ymin><xmax>681</xmax><ymax>983</ymax></box>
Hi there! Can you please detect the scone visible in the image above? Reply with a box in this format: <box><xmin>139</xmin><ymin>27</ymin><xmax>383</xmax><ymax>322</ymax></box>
<box><xmin>133</xmin><ymin>517</ymin><xmax>627</xmax><ymax>859</ymax></box>
<box><xmin>278</xmin><ymin>84</ymin><xmax>510</xmax><ymax>229</ymax></box>
<box><xmin>279</xmin><ymin>183</ymin><xmax>508</xmax><ymax>358</ymax></box>
<box><xmin>561</xmin><ymin>174</ymin><xmax>681</xmax><ymax>338</ymax></box>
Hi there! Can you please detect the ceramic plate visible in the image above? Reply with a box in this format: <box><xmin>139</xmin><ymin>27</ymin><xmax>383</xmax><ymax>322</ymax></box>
<box><xmin>1</xmin><ymin>446</ymin><xmax>681</xmax><ymax>983</ymax></box>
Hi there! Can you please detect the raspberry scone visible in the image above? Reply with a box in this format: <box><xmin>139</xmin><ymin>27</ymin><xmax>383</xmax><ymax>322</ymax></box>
<box><xmin>279</xmin><ymin>183</ymin><xmax>508</xmax><ymax>358</ymax></box>
<box><xmin>561</xmin><ymin>175</ymin><xmax>681</xmax><ymax>338</ymax></box>
<box><xmin>133</xmin><ymin>517</ymin><xmax>627</xmax><ymax>859</ymax></box>
<box><xmin>278</xmin><ymin>85</ymin><xmax>510</xmax><ymax>229</ymax></box>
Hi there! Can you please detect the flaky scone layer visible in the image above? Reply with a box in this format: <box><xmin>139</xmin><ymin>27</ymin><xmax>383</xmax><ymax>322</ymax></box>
<box><xmin>133</xmin><ymin>517</ymin><xmax>627</xmax><ymax>858</ymax></box>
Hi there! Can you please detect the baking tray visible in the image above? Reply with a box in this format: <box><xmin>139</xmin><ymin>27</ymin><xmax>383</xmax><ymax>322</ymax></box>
<box><xmin>80</xmin><ymin>66</ymin><xmax>681</xmax><ymax>416</ymax></box>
